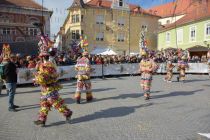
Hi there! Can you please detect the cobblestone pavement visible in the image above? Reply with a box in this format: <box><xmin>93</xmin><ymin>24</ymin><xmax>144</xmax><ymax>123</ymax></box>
<box><xmin>0</xmin><ymin>75</ymin><xmax>210</xmax><ymax>140</ymax></box>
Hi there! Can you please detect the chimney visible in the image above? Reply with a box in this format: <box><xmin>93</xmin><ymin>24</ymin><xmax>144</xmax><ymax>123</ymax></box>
<box><xmin>98</xmin><ymin>0</ymin><xmax>102</xmax><ymax>6</ymax></box>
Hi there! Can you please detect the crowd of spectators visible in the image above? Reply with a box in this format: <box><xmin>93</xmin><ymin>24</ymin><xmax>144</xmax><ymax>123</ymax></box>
<box><xmin>0</xmin><ymin>49</ymin><xmax>209</xmax><ymax>68</ymax></box>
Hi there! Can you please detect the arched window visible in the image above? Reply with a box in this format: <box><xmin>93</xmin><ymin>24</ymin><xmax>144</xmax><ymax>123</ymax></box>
<box><xmin>29</xmin><ymin>17</ymin><xmax>40</xmax><ymax>25</ymax></box>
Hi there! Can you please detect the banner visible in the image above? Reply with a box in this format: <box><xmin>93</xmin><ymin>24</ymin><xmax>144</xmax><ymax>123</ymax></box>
<box><xmin>16</xmin><ymin>63</ymin><xmax>209</xmax><ymax>84</ymax></box>
<box><xmin>103</xmin><ymin>64</ymin><xmax>139</xmax><ymax>75</ymax></box>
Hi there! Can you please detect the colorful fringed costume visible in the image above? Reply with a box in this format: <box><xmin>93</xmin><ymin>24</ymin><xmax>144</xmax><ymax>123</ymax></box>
<box><xmin>139</xmin><ymin>49</ymin><xmax>158</xmax><ymax>100</ymax></box>
<box><xmin>34</xmin><ymin>62</ymin><xmax>72</xmax><ymax>125</ymax></box>
<box><xmin>75</xmin><ymin>52</ymin><xmax>93</xmax><ymax>104</ymax></box>
<box><xmin>177</xmin><ymin>56</ymin><xmax>189</xmax><ymax>82</ymax></box>
<box><xmin>34</xmin><ymin>29</ymin><xmax>72</xmax><ymax>126</ymax></box>
<box><xmin>164</xmin><ymin>61</ymin><xmax>175</xmax><ymax>82</ymax></box>
<box><xmin>78</xmin><ymin>36</ymin><xmax>89</xmax><ymax>52</ymax></box>
<box><xmin>1</xmin><ymin>43</ymin><xmax>11</xmax><ymax>59</ymax></box>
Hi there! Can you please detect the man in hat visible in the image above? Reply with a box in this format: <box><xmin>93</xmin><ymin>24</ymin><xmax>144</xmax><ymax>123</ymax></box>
<box><xmin>139</xmin><ymin>49</ymin><xmax>158</xmax><ymax>100</ymax></box>
<box><xmin>177</xmin><ymin>55</ymin><xmax>189</xmax><ymax>82</ymax></box>
<box><xmin>34</xmin><ymin>53</ymin><xmax>72</xmax><ymax>127</ymax></box>
<box><xmin>75</xmin><ymin>51</ymin><xmax>93</xmax><ymax>104</ymax></box>
<box><xmin>3</xmin><ymin>54</ymin><xmax>19</xmax><ymax>111</ymax></box>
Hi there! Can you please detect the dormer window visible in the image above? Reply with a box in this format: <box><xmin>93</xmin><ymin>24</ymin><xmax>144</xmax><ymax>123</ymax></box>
<box><xmin>119</xmin><ymin>0</ymin><xmax>123</xmax><ymax>7</ymax></box>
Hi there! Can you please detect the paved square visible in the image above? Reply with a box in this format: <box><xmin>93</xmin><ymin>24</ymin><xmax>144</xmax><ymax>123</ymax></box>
<box><xmin>0</xmin><ymin>75</ymin><xmax>209</xmax><ymax>140</ymax></box>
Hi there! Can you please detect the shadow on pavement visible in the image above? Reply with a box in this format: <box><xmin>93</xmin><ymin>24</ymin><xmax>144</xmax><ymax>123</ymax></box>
<box><xmin>0</xmin><ymin>94</ymin><xmax>8</xmax><ymax>97</ymax></box>
<box><xmin>71</xmin><ymin>103</ymin><xmax>154</xmax><ymax>124</ymax></box>
<box><xmin>185</xmin><ymin>79</ymin><xmax>209</xmax><ymax>83</ymax></box>
<box><xmin>80</xmin><ymin>91</ymin><xmax>162</xmax><ymax>104</ymax></box>
<box><xmin>46</xmin><ymin>103</ymin><xmax>154</xmax><ymax>127</ymax></box>
<box><xmin>202</xmin><ymin>84</ymin><xmax>210</xmax><ymax>87</ymax></box>
<box><xmin>18</xmin><ymin>104</ymin><xmax>40</xmax><ymax>111</ymax></box>
<box><xmin>152</xmin><ymin>89</ymin><xmax>203</xmax><ymax>99</ymax></box>
<box><xmin>92</xmin><ymin>88</ymin><xmax>116</xmax><ymax>93</ymax></box>
<box><xmin>61</xmin><ymin>88</ymin><xmax>116</xmax><ymax>96</ymax></box>
<box><xmin>64</xmin><ymin>98</ymin><xmax>75</xmax><ymax>104</ymax></box>
<box><xmin>17</xmin><ymin>89</ymin><xmax>40</xmax><ymax>94</ymax></box>
<box><xmin>45</xmin><ymin>121</ymin><xmax>67</xmax><ymax>127</ymax></box>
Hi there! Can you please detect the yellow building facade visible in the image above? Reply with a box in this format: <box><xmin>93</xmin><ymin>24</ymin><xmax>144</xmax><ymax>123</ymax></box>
<box><xmin>62</xmin><ymin>0</ymin><xmax>159</xmax><ymax>55</ymax></box>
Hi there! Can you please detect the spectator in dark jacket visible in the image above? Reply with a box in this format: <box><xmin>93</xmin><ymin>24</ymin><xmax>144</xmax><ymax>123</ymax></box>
<box><xmin>3</xmin><ymin>54</ymin><xmax>19</xmax><ymax>112</ymax></box>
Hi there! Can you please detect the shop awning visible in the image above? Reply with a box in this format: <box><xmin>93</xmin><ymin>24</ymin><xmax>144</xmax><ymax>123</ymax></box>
<box><xmin>188</xmin><ymin>46</ymin><xmax>209</xmax><ymax>52</ymax></box>
<box><xmin>90</xmin><ymin>48</ymin><xmax>117</xmax><ymax>55</ymax></box>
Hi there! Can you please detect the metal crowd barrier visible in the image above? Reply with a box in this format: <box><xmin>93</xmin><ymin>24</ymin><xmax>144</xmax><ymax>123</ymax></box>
<box><xmin>17</xmin><ymin>63</ymin><xmax>209</xmax><ymax>84</ymax></box>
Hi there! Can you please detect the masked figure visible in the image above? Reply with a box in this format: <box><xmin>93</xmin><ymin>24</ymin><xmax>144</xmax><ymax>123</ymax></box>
<box><xmin>164</xmin><ymin>60</ymin><xmax>175</xmax><ymax>82</ymax></box>
<box><xmin>139</xmin><ymin>49</ymin><xmax>158</xmax><ymax>100</ymax></box>
<box><xmin>177</xmin><ymin>55</ymin><xmax>189</xmax><ymax>82</ymax></box>
<box><xmin>75</xmin><ymin>51</ymin><xmax>93</xmax><ymax>104</ymax></box>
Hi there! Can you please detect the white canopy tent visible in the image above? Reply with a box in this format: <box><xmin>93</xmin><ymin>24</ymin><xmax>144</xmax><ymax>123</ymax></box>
<box><xmin>91</xmin><ymin>48</ymin><xmax>117</xmax><ymax>55</ymax></box>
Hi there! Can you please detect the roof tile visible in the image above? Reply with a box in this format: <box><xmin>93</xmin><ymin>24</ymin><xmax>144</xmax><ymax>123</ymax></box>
<box><xmin>0</xmin><ymin>0</ymin><xmax>46</xmax><ymax>10</ymax></box>
<box><xmin>160</xmin><ymin>1</ymin><xmax>210</xmax><ymax>31</ymax></box>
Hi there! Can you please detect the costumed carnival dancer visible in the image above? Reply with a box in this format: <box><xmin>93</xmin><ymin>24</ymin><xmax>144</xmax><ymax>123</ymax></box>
<box><xmin>164</xmin><ymin>60</ymin><xmax>175</xmax><ymax>83</ymax></box>
<box><xmin>177</xmin><ymin>54</ymin><xmax>189</xmax><ymax>82</ymax></box>
<box><xmin>75</xmin><ymin>51</ymin><xmax>93</xmax><ymax>104</ymax></box>
<box><xmin>34</xmin><ymin>34</ymin><xmax>72</xmax><ymax>127</ymax></box>
<box><xmin>139</xmin><ymin>48</ymin><xmax>158</xmax><ymax>100</ymax></box>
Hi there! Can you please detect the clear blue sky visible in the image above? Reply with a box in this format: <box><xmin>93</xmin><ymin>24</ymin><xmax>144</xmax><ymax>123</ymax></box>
<box><xmin>34</xmin><ymin>0</ymin><xmax>174</xmax><ymax>36</ymax></box>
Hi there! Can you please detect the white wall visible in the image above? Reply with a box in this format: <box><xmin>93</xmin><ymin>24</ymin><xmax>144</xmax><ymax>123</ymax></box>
<box><xmin>159</xmin><ymin>15</ymin><xmax>185</xmax><ymax>25</ymax></box>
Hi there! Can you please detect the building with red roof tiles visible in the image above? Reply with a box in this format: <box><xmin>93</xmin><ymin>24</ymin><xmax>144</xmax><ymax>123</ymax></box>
<box><xmin>61</xmin><ymin>0</ymin><xmax>160</xmax><ymax>55</ymax></box>
<box><xmin>0</xmin><ymin>0</ymin><xmax>52</xmax><ymax>55</ymax></box>
<box><xmin>0</xmin><ymin>0</ymin><xmax>47</xmax><ymax>10</ymax></box>
<box><xmin>157</xmin><ymin>0</ymin><xmax>210</xmax><ymax>58</ymax></box>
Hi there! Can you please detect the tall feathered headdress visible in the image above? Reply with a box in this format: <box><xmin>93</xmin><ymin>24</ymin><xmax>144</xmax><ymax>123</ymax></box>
<box><xmin>34</xmin><ymin>23</ymin><xmax>54</xmax><ymax>57</ymax></box>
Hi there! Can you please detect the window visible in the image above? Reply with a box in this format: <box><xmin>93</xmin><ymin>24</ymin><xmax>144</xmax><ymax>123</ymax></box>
<box><xmin>76</xmin><ymin>15</ymin><xmax>80</xmax><ymax>23</ymax></box>
<box><xmin>76</xmin><ymin>30</ymin><xmax>80</xmax><ymax>40</ymax></box>
<box><xmin>141</xmin><ymin>25</ymin><xmax>148</xmax><ymax>32</ymax></box>
<box><xmin>81</xmin><ymin>15</ymin><xmax>84</xmax><ymax>22</ymax></box>
<box><xmin>0</xmin><ymin>36</ymin><xmax>3</xmax><ymax>42</ymax></box>
<box><xmin>166</xmin><ymin>20</ymin><xmax>170</xmax><ymax>24</ymax></box>
<box><xmin>3</xmin><ymin>28</ymin><xmax>11</xmax><ymax>35</ymax></box>
<box><xmin>177</xmin><ymin>29</ymin><xmax>183</xmax><ymax>43</ymax></box>
<box><xmin>96</xmin><ymin>32</ymin><xmax>104</xmax><ymax>41</ymax></box>
<box><xmin>96</xmin><ymin>15</ymin><xmax>104</xmax><ymax>25</ymax></box>
<box><xmin>28</xmin><ymin>28</ymin><xmax>38</xmax><ymax>36</ymax></box>
<box><xmin>81</xmin><ymin>30</ymin><xmax>84</xmax><ymax>36</ymax></box>
<box><xmin>158</xmin><ymin>22</ymin><xmax>162</xmax><ymax>26</ymax></box>
<box><xmin>71</xmin><ymin>14</ymin><xmax>80</xmax><ymax>23</ymax></box>
<box><xmin>205</xmin><ymin>23</ymin><xmax>210</xmax><ymax>36</ymax></box>
<box><xmin>72</xmin><ymin>30</ymin><xmax>76</xmax><ymax>39</ymax></box>
<box><xmin>72</xmin><ymin>15</ymin><xmax>76</xmax><ymax>23</ymax></box>
<box><xmin>118</xmin><ymin>18</ymin><xmax>125</xmax><ymax>26</ymax></box>
<box><xmin>15</xmin><ymin>37</ymin><xmax>25</xmax><ymax>42</ymax></box>
<box><xmin>29</xmin><ymin>17</ymin><xmax>40</xmax><ymax>25</ymax></box>
<box><xmin>117</xmin><ymin>33</ymin><xmax>125</xmax><ymax>42</ymax></box>
<box><xmin>119</xmin><ymin>0</ymin><xmax>123</xmax><ymax>6</ymax></box>
<box><xmin>1</xmin><ymin>28</ymin><xmax>16</xmax><ymax>35</ymax></box>
<box><xmin>166</xmin><ymin>32</ymin><xmax>170</xmax><ymax>43</ymax></box>
<box><xmin>71</xmin><ymin>30</ymin><xmax>81</xmax><ymax>40</ymax></box>
<box><xmin>190</xmin><ymin>26</ymin><xmax>196</xmax><ymax>42</ymax></box>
